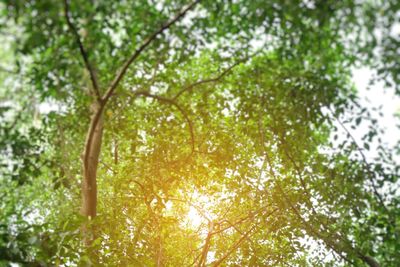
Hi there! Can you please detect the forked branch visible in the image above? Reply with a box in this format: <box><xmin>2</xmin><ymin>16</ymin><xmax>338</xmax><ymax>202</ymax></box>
<box><xmin>82</xmin><ymin>0</ymin><xmax>200</xmax><ymax>169</ymax></box>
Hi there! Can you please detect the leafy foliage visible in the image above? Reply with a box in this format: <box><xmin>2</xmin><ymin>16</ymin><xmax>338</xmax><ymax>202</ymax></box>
<box><xmin>0</xmin><ymin>0</ymin><xmax>399</xmax><ymax>266</ymax></box>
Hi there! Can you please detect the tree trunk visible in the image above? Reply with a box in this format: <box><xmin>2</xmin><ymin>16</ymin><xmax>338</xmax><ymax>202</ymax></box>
<box><xmin>81</xmin><ymin>100</ymin><xmax>104</xmax><ymax>219</ymax></box>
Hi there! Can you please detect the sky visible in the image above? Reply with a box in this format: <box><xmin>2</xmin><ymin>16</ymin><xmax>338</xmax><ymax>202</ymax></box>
<box><xmin>352</xmin><ymin>67</ymin><xmax>400</xmax><ymax>155</ymax></box>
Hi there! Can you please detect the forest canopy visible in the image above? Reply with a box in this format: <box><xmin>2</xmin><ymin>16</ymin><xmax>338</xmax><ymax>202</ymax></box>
<box><xmin>0</xmin><ymin>0</ymin><xmax>399</xmax><ymax>266</ymax></box>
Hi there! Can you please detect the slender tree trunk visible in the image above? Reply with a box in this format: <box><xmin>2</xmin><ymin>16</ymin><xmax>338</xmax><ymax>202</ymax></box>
<box><xmin>81</xmin><ymin>100</ymin><xmax>104</xmax><ymax>219</ymax></box>
<box><xmin>80</xmin><ymin>100</ymin><xmax>104</xmax><ymax>265</ymax></box>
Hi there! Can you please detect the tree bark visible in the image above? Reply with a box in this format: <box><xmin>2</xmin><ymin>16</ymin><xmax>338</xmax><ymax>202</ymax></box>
<box><xmin>81</xmin><ymin>100</ymin><xmax>104</xmax><ymax>218</ymax></box>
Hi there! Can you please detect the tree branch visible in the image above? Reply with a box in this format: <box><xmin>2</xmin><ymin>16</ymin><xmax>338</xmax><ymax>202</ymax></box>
<box><xmin>274</xmin><ymin>130</ymin><xmax>365</xmax><ymax>262</ymax></box>
<box><xmin>173</xmin><ymin>52</ymin><xmax>259</xmax><ymax>101</ymax></box>
<box><xmin>102</xmin><ymin>0</ymin><xmax>201</xmax><ymax>105</ymax></box>
<box><xmin>0</xmin><ymin>65</ymin><xmax>18</xmax><ymax>75</ymax></box>
<box><xmin>258</xmin><ymin>120</ymin><xmax>356</xmax><ymax>265</ymax></box>
<box><xmin>197</xmin><ymin>222</ymin><xmax>214</xmax><ymax>267</ymax></box>
<box><xmin>134</xmin><ymin>91</ymin><xmax>195</xmax><ymax>153</ymax></box>
<box><xmin>63</xmin><ymin>0</ymin><xmax>100</xmax><ymax>100</ymax></box>
<box><xmin>82</xmin><ymin>0</ymin><xmax>200</xmax><ymax>170</ymax></box>
<box><xmin>212</xmin><ymin>224</ymin><xmax>258</xmax><ymax>267</ymax></box>
<box><xmin>211</xmin><ymin>207</ymin><xmax>277</xmax><ymax>236</ymax></box>
<box><xmin>167</xmin><ymin>197</ymin><xmax>212</xmax><ymax>223</ymax></box>
<box><xmin>328</xmin><ymin>107</ymin><xmax>388</xmax><ymax>213</ymax></box>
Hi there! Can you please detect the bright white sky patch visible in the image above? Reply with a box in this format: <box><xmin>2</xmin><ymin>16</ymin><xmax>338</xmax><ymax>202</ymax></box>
<box><xmin>187</xmin><ymin>206</ymin><xmax>203</xmax><ymax>228</ymax></box>
<box><xmin>352</xmin><ymin>67</ymin><xmax>400</xmax><ymax>159</ymax></box>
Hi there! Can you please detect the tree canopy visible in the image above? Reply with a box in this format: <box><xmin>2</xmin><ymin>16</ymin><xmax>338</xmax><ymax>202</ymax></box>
<box><xmin>0</xmin><ymin>0</ymin><xmax>399</xmax><ymax>266</ymax></box>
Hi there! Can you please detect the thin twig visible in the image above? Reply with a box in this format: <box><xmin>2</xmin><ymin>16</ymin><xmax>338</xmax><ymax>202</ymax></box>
<box><xmin>134</xmin><ymin>90</ymin><xmax>195</xmax><ymax>153</ymax></box>
<box><xmin>173</xmin><ymin>52</ymin><xmax>260</xmax><ymax>101</ymax></box>
<box><xmin>328</xmin><ymin>107</ymin><xmax>388</xmax><ymax>212</ymax></box>
<box><xmin>212</xmin><ymin>224</ymin><xmax>258</xmax><ymax>267</ymax></box>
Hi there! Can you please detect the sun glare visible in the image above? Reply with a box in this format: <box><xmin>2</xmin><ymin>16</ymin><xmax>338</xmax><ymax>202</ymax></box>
<box><xmin>187</xmin><ymin>206</ymin><xmax>203</xmax><ymax>228</ymax></box>
<box><xmin>181</xmin><ymin>191</ymin><xmax>218</xmax><ymax>229</ymax></box>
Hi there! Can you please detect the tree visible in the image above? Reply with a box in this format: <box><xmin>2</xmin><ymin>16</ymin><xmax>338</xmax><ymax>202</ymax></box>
<box><xmin>0</xmin><ymin>0</ymin><xmax>399</xmax><ymax>266</ymax></box>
